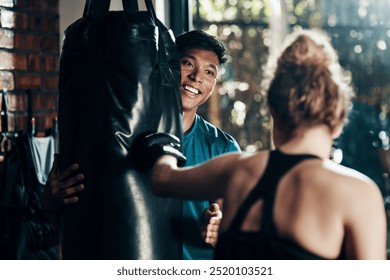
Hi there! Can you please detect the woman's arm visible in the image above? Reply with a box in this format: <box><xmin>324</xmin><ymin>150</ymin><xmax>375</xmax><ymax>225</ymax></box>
<box><xmin>344</xmin><ymin>179</ymin><xmax>387</xmax><ymax>259</ymax></box>
<box><xmin>151</xmin><ymin>152</ymin><xmax>242</xmax><ymax>200</ymax></box>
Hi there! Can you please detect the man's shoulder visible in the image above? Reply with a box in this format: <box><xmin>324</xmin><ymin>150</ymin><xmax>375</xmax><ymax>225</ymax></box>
<box><xmin>196</xmin><ymin>115</ymin><xmax>231</xmax><ymax>138</ymax></box>
<box><xmin>195</xmin><ymin>115</ymin><xmax>240</xmax><ymax>151</ymax></box>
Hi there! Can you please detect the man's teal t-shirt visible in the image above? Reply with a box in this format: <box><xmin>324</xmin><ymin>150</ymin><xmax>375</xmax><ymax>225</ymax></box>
<box><xmin>182</xmin><ymin>114</ymin><xmax>241</xmax><ymax>260</ymax></box>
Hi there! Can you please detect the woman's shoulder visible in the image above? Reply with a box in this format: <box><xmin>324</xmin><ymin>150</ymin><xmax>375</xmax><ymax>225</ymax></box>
<box><xmin>297</xmin><ymin>159</ymin><xmax>374</xmax><ymax>184</ymax></box>
<box><xmin>321</xmin><ymin>159</ymin><xmax>376</xmax><ymax>188</ymax></box>
<box><xmin>297</xmin><ymin>159</ymin><xmax>381</xmax><ymax>203</ymax></box>
<box><xmin>226</xmin><ymin>150</ymin><xmax>271</xmax><ymax>192</ymax></box>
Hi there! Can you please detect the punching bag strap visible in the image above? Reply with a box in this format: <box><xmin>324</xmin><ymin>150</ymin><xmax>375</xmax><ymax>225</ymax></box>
<box><xmin>82</xmin><ymin>0</ymin><xmax>92</xmax><ymax>17</ymax></box>
<box><xmin>89</xmin><ymin>0</ymin><xmax>110</xmax><ymax>19</ymax></box>
<box><xmin>122</xmin><ymin>0</ymin><xmax>139</xmax><ymax>11</ymax></box>
<box><xmin>144</xmin><ymin>0</ymin><xmax>175</xmax><ymax>86</ymax></box>
<box><xmin>144</xmin><ymin>0</ymin><xmax>157</xmax><ymax>24</ymax></box>
<box><xmin>83</xmin><ymin>0</ymin><xmax>142</xmax><ymax>17</ymax></box>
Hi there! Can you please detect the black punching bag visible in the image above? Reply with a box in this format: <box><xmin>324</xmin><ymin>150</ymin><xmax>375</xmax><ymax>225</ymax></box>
<box><xmin>58</xmin><ymin>0</ymin><xmax>183</xmax><ymax>259</ymax></box>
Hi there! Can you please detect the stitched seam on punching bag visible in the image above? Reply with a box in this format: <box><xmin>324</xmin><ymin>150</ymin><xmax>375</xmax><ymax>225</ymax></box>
<box><xmin>160</xmin><ymin>63</ymin><xmax>173</xmax><ymax>86</ymax></box>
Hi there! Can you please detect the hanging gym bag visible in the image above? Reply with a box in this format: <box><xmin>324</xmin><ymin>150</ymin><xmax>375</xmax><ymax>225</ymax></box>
<box><xmin>0</xmin><ymin>90</ymin><xmax>60</xmax><ymax>259</ymax></box>
<box><xmin>58</xmin><ymin>0</ymin><xmax>183</xmax><ymax>259</ymax></box>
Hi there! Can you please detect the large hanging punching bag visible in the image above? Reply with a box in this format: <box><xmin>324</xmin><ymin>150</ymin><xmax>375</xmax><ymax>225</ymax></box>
<box><xmin>58</xmin><ymin>0</ymin><xmax>183</xmax><ymax>259</ymax></box>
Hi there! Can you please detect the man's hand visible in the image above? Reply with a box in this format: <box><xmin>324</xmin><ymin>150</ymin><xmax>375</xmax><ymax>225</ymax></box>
<box><xmin>202</xmin><ymin>203</ymin><xmax>222</xmax><ymax>247</ymax></box>
<box><xmin>41</xmin><ymin>154</ymin><xmax>85</xmax><ymax>212</ymax></box>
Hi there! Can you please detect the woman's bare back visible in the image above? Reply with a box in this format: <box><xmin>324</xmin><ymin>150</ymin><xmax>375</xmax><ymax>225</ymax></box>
<box><xmin>220</xmin><ymin>151</ymin><xmax>386</xmax><ymax>259</ymax></box>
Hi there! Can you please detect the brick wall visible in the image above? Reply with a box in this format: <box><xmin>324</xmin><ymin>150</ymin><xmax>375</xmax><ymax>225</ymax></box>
<box><xmin>0</xmin><ymin>0</ymin><xmax>59</xmax><ymax>134</ymax></box>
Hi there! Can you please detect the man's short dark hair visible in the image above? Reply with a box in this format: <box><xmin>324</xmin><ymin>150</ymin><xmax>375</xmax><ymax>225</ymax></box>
<box><xmin>176</xmin><ymin>30</ymin><xmax>228</xmax><ymax>65</ymax></box>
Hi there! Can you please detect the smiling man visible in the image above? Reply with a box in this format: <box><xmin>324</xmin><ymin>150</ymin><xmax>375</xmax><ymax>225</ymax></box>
<box><xmin>176</xmin><ymin>30</ymin><xmax>241</xmax><ymax>260</ymax></box>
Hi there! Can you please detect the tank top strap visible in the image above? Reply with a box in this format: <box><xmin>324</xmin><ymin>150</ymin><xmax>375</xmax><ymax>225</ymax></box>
<box><xmin>226</xmin><ymin>150</ymin><xmax>320</xmax><ymax>235</ymax></box>
<box><xmin>227</xmin><ymin>183</ymin><xmax>267</xmax><ymax>232</ymax></box>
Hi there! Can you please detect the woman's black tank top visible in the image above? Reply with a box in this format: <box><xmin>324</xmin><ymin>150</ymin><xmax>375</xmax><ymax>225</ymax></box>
<box><xmin>214</xmin><ymin>150</ymin><xmax>335</xmax><ymax>260</ymax></box>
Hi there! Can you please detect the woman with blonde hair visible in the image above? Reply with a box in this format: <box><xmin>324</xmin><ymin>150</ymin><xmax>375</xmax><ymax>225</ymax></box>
<box><xmin>147</xmin><ymin>29</ymin><xmax>387</xmax><ymax>259</ymax></box>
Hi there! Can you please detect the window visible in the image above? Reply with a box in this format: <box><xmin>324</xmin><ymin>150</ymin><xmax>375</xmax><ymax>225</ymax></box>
<box><xmin>192</xmin><ymin>0</ymin><xmax>390</xmax><ymax>200</ymax></box>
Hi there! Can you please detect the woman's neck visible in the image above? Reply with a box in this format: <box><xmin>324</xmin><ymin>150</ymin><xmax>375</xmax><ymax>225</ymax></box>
<box><xmin>276</xmin><ymin>125</ymin><xmax>334</xmax><ymax>159</ymax></box>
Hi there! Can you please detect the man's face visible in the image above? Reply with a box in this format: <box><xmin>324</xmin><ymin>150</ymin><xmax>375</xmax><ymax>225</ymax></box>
<box><xmin>180</xmin><ymin>49</ymin><xmax>220</xmax><ymax>113</ymax></box>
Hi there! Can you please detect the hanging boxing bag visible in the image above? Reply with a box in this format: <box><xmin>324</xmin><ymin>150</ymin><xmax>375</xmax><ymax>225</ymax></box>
<box><xmin>58</xmin><ymin>0</ymin><xmax>183</xmax><ymax>259</ymax></box>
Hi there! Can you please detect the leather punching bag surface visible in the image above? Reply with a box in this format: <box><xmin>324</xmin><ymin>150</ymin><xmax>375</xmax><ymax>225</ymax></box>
<box><xmin>58</xmin><ymin>0</ymin><xmax>183</xmax><ymax>259</ymax></box>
